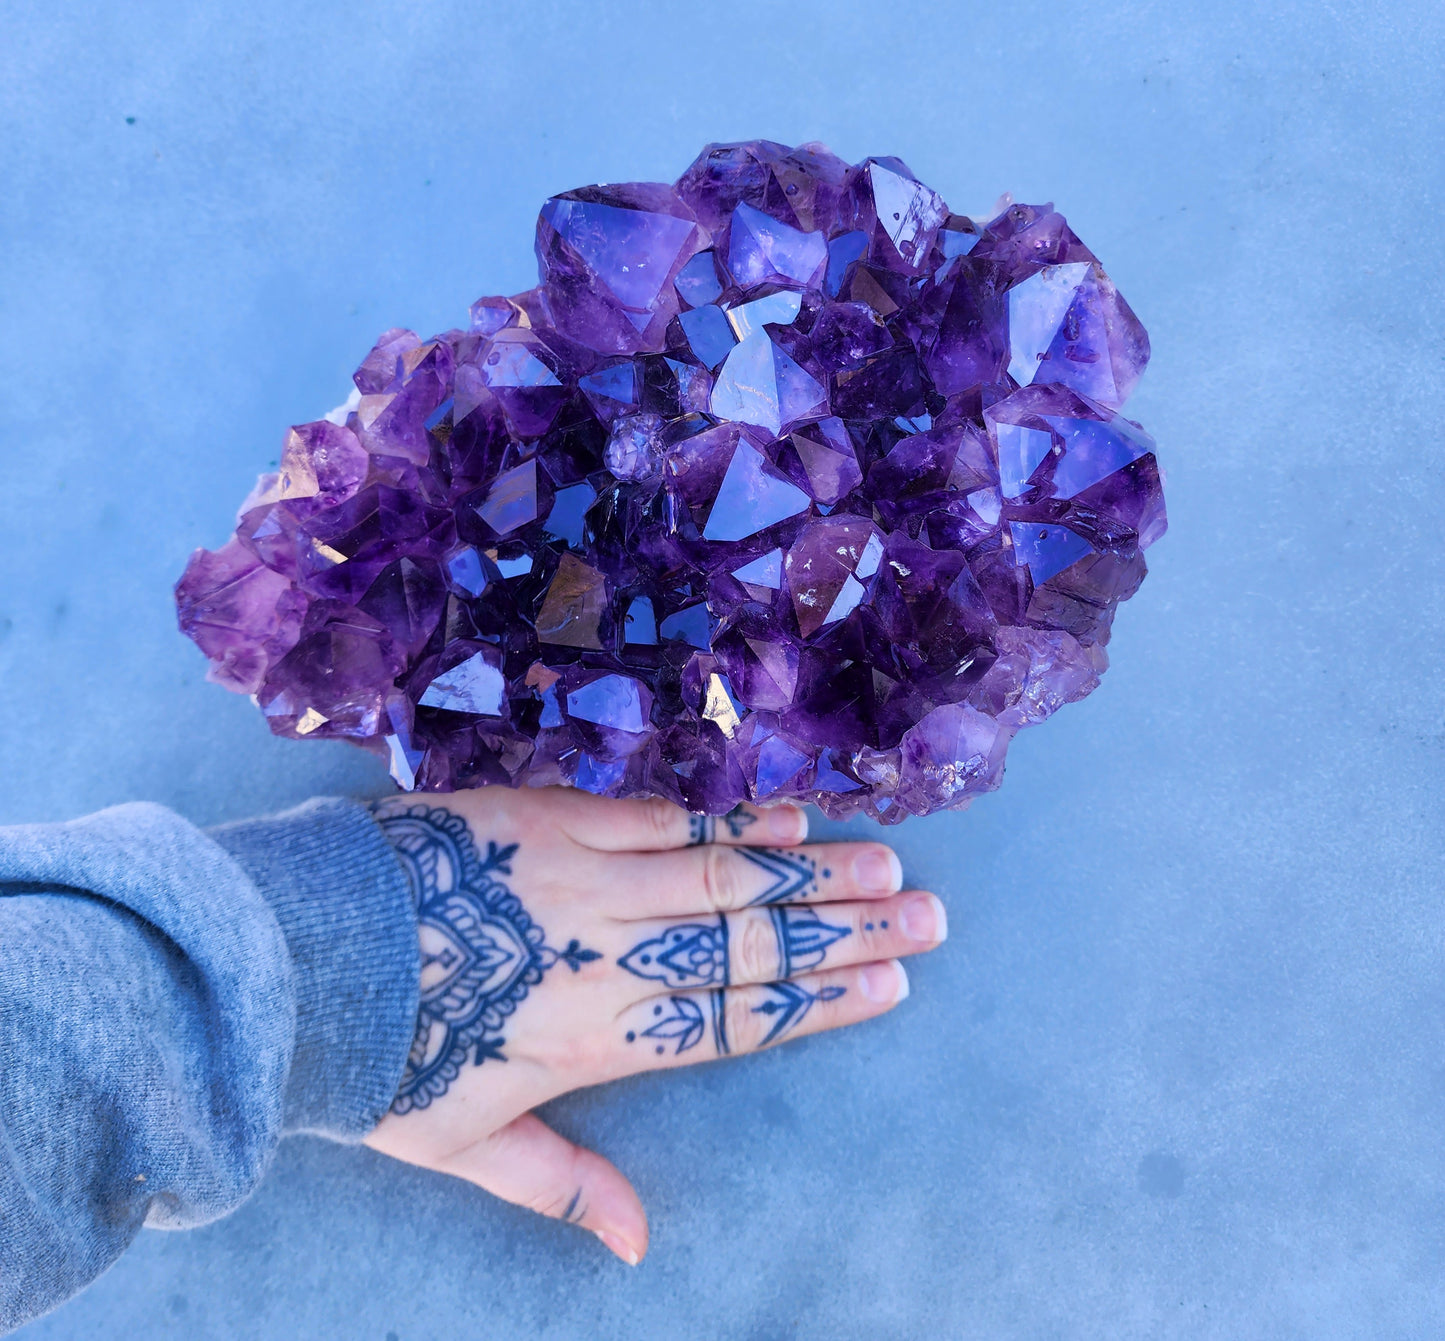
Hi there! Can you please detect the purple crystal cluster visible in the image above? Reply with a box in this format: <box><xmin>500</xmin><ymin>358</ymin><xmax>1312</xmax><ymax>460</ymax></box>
<box><xmin>176</xmin><ymin>141</ymin><xmax>1165</xmax><ymax>822</ymax></box>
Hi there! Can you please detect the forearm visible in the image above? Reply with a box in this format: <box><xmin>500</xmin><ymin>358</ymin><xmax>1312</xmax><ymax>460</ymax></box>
<box><xmin>0</xmin><ymin>798</ymin><xmax>417</xmax><ymax>1335</ymax></box>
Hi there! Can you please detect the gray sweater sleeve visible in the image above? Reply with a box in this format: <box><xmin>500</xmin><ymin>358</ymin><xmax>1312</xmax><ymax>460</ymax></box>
<box><xmin>0</xmin><ymin>797</ymin><xmax>419</xmax><ymax>1336</ymax></box>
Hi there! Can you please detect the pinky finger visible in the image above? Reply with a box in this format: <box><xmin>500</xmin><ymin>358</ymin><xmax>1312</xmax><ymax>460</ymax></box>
<box><xmin>613</xmin><ymin>960</ymin><xmax>910</xmax><ymax>1071</ymax></box>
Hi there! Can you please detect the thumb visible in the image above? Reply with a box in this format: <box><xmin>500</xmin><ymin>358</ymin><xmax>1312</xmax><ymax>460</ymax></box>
<box><xmin>439</xmin><ymin>1113</ymin><xmax>649</xmax><ymax>1265</ymax></box>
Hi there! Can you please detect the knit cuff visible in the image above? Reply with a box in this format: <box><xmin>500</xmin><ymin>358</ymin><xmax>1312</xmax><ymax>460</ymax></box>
<box><xmin>208</xmin><ymin>798</ymin><xmax>418</xmax><ymax>1142</ymax></box>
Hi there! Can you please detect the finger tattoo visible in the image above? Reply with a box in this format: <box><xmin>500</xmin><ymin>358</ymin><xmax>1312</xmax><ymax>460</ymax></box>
<box><xmin>371</xmin><ymin>801</ymin><xmax>601</xmax><ymax>1115</ymax></box>
<box><xmin>687</xmin><ymin>814</ymin><xmax>714</xmax><ymax>846</ymax></box>
<box><xmin>723</xmin><ymin>806</ymin><xmax>758</xmax><ymax>839</ymax></box>
<box><xmin>687</xmin><ymin>805</ymin><xmax>758</xmax><ymax>846</ymax></box>
<box><xmin>769</xmin><ymin>907</ymin><xmax>851</xmax><ymax>979</ymax></box>
<box><xmin>740</xmin><ymin>847</ymin><xmax>819</xmax><ymax>904</ymax></box>
<box><xmin>624</xmin><ymin>990</ymin><xmax>730</xmax><ymax>1058</ymax></box>
<box><xmin>710</xmin><ymin>989</ymin><xmax>729</xmax><ymax>1055</ymax></box>
<box><xmin>752</xmin><ymin>981</ymin><xmax>846</xmax><ymax>1046</ymax></box>
<box><xmin>633</xmin><ymin>996</ymin><xmax>706</xmax><ymax>1055</ymax></box>
<box><xmin>619</xmin><ymin>917</ymin><xmax>729</xmax><ymax>987</ymax></box>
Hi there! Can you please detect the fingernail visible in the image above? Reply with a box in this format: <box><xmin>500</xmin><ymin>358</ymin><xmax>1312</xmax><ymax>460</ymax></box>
<box><xmin>854</xmin><ymin>847</ymin><xmax>902</xmax><ymax>893</ymax></box>
<box><xmin>900</xmin><ymin>893</ymin><xmax>947</xmax><ymax>943</ymax></box>
<box><xmin>861</xmin><ymin>959</ymin><xmax>908</xmax><ymax>1003</ymax></box>
<box><xmin>767</xmin><ymin>805</ymin><xmax>807</xmax><ymax>843</ymax></box>
<box><xmin>597</xmin><ymin>1230</ymin><xmax>640</xmax><ymax>1266</ymax></box>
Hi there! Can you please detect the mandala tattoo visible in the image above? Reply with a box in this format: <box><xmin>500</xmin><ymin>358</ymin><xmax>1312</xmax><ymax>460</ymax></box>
<box><xmin>619</xmin><ymin>917</ymin><xmax>729</xmax><ymax>987</ymax></box>
<box><xmin>739</xmin><ymin>847</ymin><xmax>819</xmax><ymax>904</ymax></box>
<box><xmin>687</xmin><ymin>805</ymin><xmax>758</xmax><ymax>846</ymax></box>
<box><xmin>373</xmin><ymin>802</ymin><xmax>601</xmax><ymax>1115</ymax></box>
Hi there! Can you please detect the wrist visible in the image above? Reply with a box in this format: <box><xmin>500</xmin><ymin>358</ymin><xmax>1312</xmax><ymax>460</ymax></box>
<box><xmin>208</xmin><ymin>797</ymin><xmax>420</xmax><ymax>1141</ymax></box>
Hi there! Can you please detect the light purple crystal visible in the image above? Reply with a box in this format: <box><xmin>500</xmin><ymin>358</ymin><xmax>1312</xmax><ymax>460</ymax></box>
<box><xmin>419</xmin><ymin>649</ymin><xmax>506</xmax><ymax>716</ymax></box>
<box><xmin>177</xmin><ymin>142</ymin><xmax>1165</xmax><ymax>821</ymax></box>
<box><xmin>604</xmin><ymin>412</ymin><xmax>667</xmax><ymax>482</ymax></box>
<box><xmin>702</xmin><ymin>442</ymin><xmax>812</xmax><ymax>542</ymax></box>
<box><xmin>727</xmin><ymin>203</ymin><xmax>828</xmax><ymax>289</ymax></box>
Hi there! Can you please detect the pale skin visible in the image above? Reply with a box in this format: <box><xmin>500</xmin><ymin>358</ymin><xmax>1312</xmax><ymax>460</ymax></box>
<box><xmin>361</xmin><ymin>787</ymin><xmax>947</xmax><ymax>1266</ymax></box>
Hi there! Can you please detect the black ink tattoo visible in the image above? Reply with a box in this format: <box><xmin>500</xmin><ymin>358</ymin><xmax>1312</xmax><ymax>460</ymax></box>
<box><xmin>619</xmin><ymin>916</ymin><xmax>729</xmax><ymax>988</ymax></box>
<box><xmin>627</xmin><ymin>990</ymin><xmax>729</xmax><ymax>1057</ymax></box>
<box><xmin>640</xmin><ymin>996</ymin><xmax>705</xmax><ymax>1054</ymax></box>
<box><xmin>710</xmin><ymin>989</ymin><xmax>729</xmax><ymax>1055</ymax></box>
<box><xmin>619</xmin><ymin>906</ymin><xmax>848</xmax><ymax>989</ymax></box>
<box><xmin>373</xmin><ymin>802</ymin><xmax>602</xmax><ymax>1115</ymax></box>
<box><xmin>739</xmin><ymin>847</ymin><xmax>819</xmax><ymax>904</ymax></box>
<box><xmin>687</xmin><ymin>805</ymin><xmax>758</xmax><ymax>845</ymax></box>
<box><xmin>752</xmin><ymin>981</ymin><xmax>845</xmax><ymax>1045</ymax></box>
<box><xmin>557</xmin><ymin>939</ymin><xmax>603</xmax><ymax>972</ymax></box>
<box><xmin>723</xmin><ymin>806</ymin><xmax>758</xmax><ymax>839</ymax></box>
<box><xmin>768</xmin><ymin>907</ymin><xmax>851</xmax><ymax>979</ymax></box>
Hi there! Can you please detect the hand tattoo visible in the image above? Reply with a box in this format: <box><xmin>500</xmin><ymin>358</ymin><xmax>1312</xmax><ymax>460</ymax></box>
<box><xmin>768</xmin><ymin>907</ymin><xmax>851</xmax><ymax>979</ymax></box>
<box><xmin>628</xmin><ymin>991</ymin><xmax>731</xmax><ymax>1057</ymax></box>
<box><xmin>373</xmin><ymin>801</ymin><xmax>601</xmax><ymax>1115</ymax></box>
<box><xmin>619</xmin><ymin>917</ymin><xmax>730</xmax><ymax>988</ymax></box>
<box><xmin>640</xmin><ymin>997</ymin><xmax>705</xmax><ymax>1055</ymax></box>
<box><xmin>617</xmin><ymin>908</ymin><xmax>848</xmax><ymax>987</ymax></box>
<box><xmin>687</xmin><ymin>805</ymin><xmax>758</xmax><ymax>846</ymax></box>
<box><xmin>739</xmin><ymin>847</ymin><xmax>819</xmax><ymax>904</ymax></box>
<box><xmin>624</xmin><ymin>979</ymin><xmax>842</xmax><ymax>1056</ymax></box>
<box><xmin>752</xmin><ymin>981</ymin><xmax>845</xmax><ymax>1045</ymax></box>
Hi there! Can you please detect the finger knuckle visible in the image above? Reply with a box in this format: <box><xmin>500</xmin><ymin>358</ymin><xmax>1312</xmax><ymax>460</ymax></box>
<box><xmin>733</xmin><ymin>913</ymin><xmax>779</xmax><ymax>984</ymax></box>
<box><xmin>642</xmin><ymin>797</ymin><xmax>681</xmax><ymax>846</ymax></box>
<box><xmin>701</xmin><ymin>845</ymin><xmax>741</xmax><ymax>912</ymax></box>
<box><xmin>535</xmin><ymin>1030</ymin><xmax>602</xmax><ymax>1078</ymax></box>
<box><xmin>725</xmin><ymin>991</ymin><xmax>760</xmax><ymax>1052</ymax></box>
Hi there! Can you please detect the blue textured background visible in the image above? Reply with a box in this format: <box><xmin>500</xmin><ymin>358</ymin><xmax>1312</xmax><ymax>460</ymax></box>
<box><xmin>4</xmin><ymin>1</ymin><xmax>1443</xmax><ymax>1336</ymax></box>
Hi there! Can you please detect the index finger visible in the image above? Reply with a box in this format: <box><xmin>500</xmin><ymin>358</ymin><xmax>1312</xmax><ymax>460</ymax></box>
<box><xmin>547</xmin><ymin>790</ymin><xmax>809</xmax><ymax>853</ymax></box>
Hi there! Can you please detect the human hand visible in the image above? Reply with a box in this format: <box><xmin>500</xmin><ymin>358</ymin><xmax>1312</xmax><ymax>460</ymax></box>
<box><xmin>361</xmin><ymin>787</ymin><xmax>946</xmax><ymax>1265</ymax></box>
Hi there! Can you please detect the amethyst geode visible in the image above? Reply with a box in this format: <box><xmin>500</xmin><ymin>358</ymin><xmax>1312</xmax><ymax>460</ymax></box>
<box><xmin>176</xmin><ymin>141</ymin><xmax>1165</xmax><ymax>822</ymax></box>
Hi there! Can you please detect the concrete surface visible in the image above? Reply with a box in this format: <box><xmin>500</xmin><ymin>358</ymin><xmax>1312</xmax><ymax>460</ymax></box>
<box><xmin>2</xmin><ymin>0</ymin><xmax>1442</xmax><ymax>1335</ymax></box>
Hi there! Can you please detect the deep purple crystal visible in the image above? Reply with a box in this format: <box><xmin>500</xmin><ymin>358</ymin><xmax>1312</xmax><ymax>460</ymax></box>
<box><xmin>176</xmin><ymin>142</ymin><xmax>1164</xmax><ymax>821</ymax></box>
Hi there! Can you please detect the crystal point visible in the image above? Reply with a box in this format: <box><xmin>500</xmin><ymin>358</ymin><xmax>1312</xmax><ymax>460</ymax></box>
<box><xmin>420</xmin><ymin>651</ymin><xmax>507</xmax><ymax>717</ymax></box>
<box><xmin>535</xmin><ymin>553</ymin><xmax>608</xmax><ymax>649</ymax></box>
<box><xmin>727</xmin><ymin>202</ymin><xmax>828</xmax><ymax>289</ymax></box>
<box><xmin>703</xmin><ymin>443</ymin><xmax>812</xmax><ymax>542</ymax></box>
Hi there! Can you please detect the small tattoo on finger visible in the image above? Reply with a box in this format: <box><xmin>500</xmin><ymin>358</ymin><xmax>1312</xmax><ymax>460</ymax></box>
<box><xmin>634</xmin><ymin>996</ymin><xmax>705</xmax><ymax>1054</ymax></box>
<box><xmin>687</xmin><ymin>814</ymin><xmax>715</xmax><ymax>846</ymax></box>
<box><xmin>723</xmin><ymin>805</ymin><xmax>758</xmax><ymax>839</ymax></box>
<box><xmin>740</xmin><ymin>847</ymin><xmax>818</xmax><ymax>904</ymax></box>
<box><xmin>769</xmin><ymin>907</ymin><xmax>850</xmax><ymax>979</ymax></box>
<box><xmin>752</xmin><ymin>982</ymin><xmax>846</xmax><ymax>1045</ymax></box>
<box><xmin>618</xmin><ymin>916</ymin><xmax>729</xmax><ymax>988</ymax></box>
<box><xmin>688</xmin><ymin>805</ymin><xmax>757</xmax><ymax>846</ymax></box>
